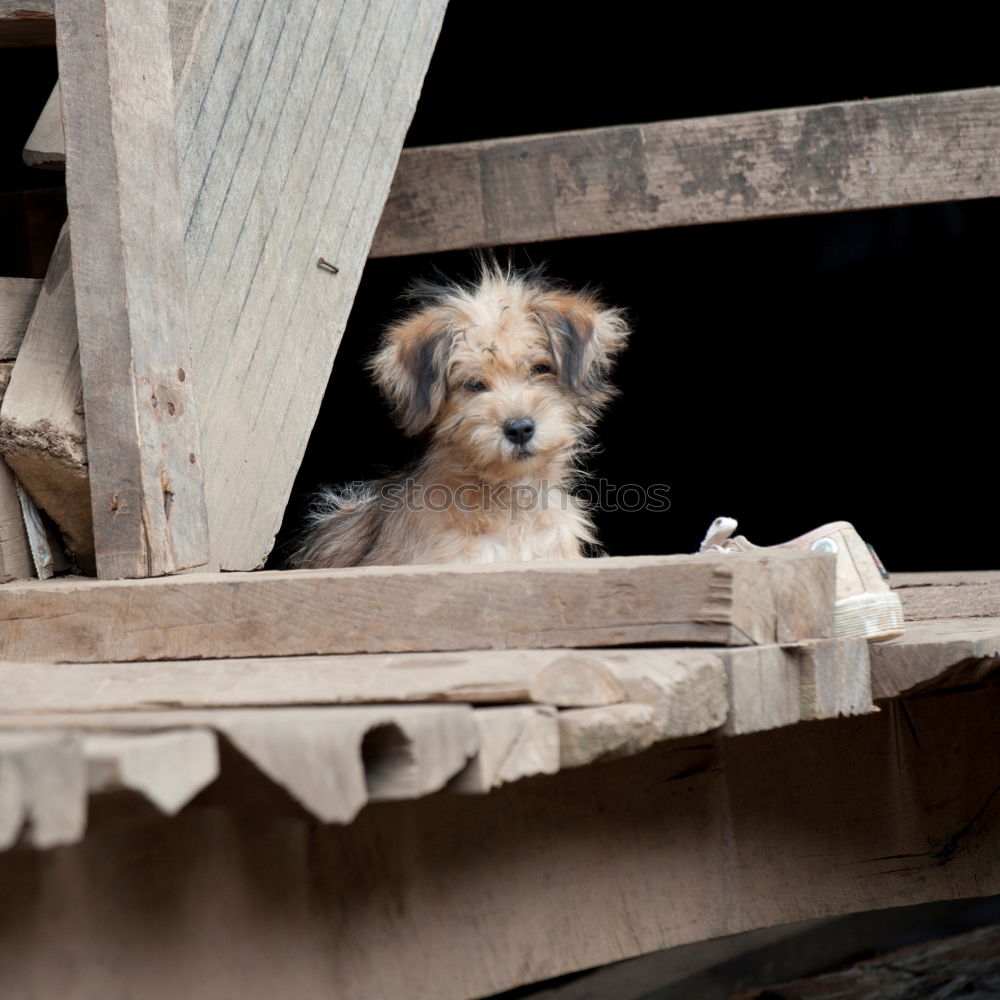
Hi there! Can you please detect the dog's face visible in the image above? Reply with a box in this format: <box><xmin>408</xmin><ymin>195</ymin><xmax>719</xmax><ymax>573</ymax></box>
<box><xmin>370</xmin><ymin>270</ymin><xmax>629</xmax><ymax>482</ymax></box>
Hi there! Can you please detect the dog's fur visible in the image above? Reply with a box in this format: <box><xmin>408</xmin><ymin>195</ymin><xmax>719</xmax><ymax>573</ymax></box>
<box><xmin>290</xmin><ymin>265</ymin><xmax>630</xmax><ymax>568</ymax></box>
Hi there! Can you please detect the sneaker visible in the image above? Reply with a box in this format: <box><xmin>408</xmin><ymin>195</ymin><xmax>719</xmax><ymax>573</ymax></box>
<box><xmin>699</xmin><ymin>517</ymin><xmax>904</xmax><ymax>642</ymax></box>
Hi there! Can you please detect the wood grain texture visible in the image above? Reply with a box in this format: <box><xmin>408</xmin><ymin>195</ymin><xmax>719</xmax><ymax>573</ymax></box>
<box><xmin>371</xmin><ymin>88</ymin><xmax>1000</xmax><ymax>257</ymax></box>
<box><xmin>0</xmin><ymin>647</ymin><xmax>725</xmax><ymax>713</ymax></box>
<box><xmin>0</xmin><ymin>704</ymin><xmax>479</xmax><ymax>825</ymax></box>
<box><xmin>0</xmin><ymin>225</ymin><xmax>92</xmax><ymax>566</ymax></box>
<box><xmin>450</xmin><ymin>705</ymin><xmax>560</xmax><ymax>793</ymax></box>
<box><xmin>1</xmin><ymin>686</ymin><xmax>999</xmax><ymax>998</ymax></box>
<box><xmin>0</xmin><ymin>276</ymin><xmax>41</xmax><ymax>357</ymax></box>
<box><xmin>0</xmin><ymin>550</ymin><xmax>835</xmax><ymax>662</ymax></box>
<box><xmin>898</xmin><ymin>580</ymin><xmax>1000</xmax><ymax>621</ymax></box>
<box><xmin>176</xmin><ymin>0</ymin><xmax>447</xmax><ymax>570</ymax></box>
<box><xmin>56</xmin><ymin>0</ymin><xmax>208</xmax><ymax>578</ymax></box>
<box><xmin>0</xmin><ymin>459</ymin><xmax>32</xmax><ymax>578</ymax></box>
<box><xmin>870</xmin><ymin>617</ymin><xmax>1000</xmax><ymax>700</ymax></box>
<box><xmin>794</xmin><ymin>637</ymin><xmax>874</xmax><ymax>721</ymax></box>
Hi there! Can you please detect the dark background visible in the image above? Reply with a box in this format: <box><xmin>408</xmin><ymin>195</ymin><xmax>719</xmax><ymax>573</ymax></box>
<box><xmin>279</xmin><ymin>8</ymin><xmax>999</xmax><ymax>571</ymax></box>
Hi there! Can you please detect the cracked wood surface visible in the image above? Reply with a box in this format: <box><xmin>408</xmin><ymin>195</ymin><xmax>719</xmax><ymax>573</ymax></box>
<box><xmin>0</xmin><ymin>550</ymin><xmax>835</xmax><ymax>661</ymax></box>
<box><xmin>369</xmin><ymin>87</ymin><xmax>1000</xmax><ymax>256</ymax></box>
<box><xmin>1</xmin><ymin>684</ymin><xmax>999</xmax><ymax>999</ymax></box>
<box><xmin>55</xmin><ymin>0</ymin><xmax>209</xmax><ymax>578</ymax></box>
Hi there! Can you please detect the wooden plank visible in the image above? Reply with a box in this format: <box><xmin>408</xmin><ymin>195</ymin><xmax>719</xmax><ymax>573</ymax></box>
<box><xmin>0</xmin><ymin>225</ymin><xmax>92</xmax><ymax>568</ymax></box>
<box><xmin>0</xmin><ymin>647</ymin><xmax>726</xmax><ymax>713</ymax></box>
<box><xmin>370</xmin><ymin>88</ymin><xmax>1000</xmax><ymax>257</ymax></box>
<box><xmin>178</xmin><ymin>0</ymin><xmax>448</xmax><ymax>570</ymax></box>
<box><xmin>55</xmin><ymin>0</ymin><xmax>209</xmax><ymax>579</ymax></box>
<box><xmin>0</xmin><ymin>704</ymin><xmax>479</xmax><ymax>824</ymax></box>
<box><xmin>898</xmin><ymin>580</ymin><xmax>1000</xmax><ymax>621</ymax></box>
<box><xmin>870</xmin><ymin>617</ymin><xmax>1000</xmax><ymax>700</ymax></box>
<box><xmin>450</xmin><ymin>706</ymin><xmax>560</xmax><ymax>793</ymax></box>
<box><xmin>1</xmin><ymin>686</ymin><xmax>999</xmax><ymax>998</ymax></box>
<box><xmin>0</xmin><ymin>731</ymin><xmax>85</xmax><ymax>849</ymax></box>
<box><xmin>0</xmin><ymin>276</ymin><xmax>41</xmax><ymax>357</ymax></box>
<box><xmin>558</xmin><ymin>703</ymin><xmax>662</xmax><ymax>768</ymax></box>
<box><xmin>28</xmin><ymin>0</ymin><xmax>448</xmax><ymax>572</ymax></box>
<box><xmin>893</xmin><ymin>570</ymin><xmax>1000</xmax><ymax>587</ymax></box>
<box><xmin>794</xmin><ymin>637</ymin><xmax>873</xmax><ymax>721</ymax></box>
<box><xmin>0</xmin><ymin>550</ymin><xmax>835</xmax><ymax>662</ymax></box>
<box><xmin>0</xmin><ymin>0</ymin><xmax>53</xmax><ymax>46</ymax></box>
<box><xmin>84</xmin><ymin>729</ymin><xmax>218</xmax><ymax>814</ymax></box>
<box><xmin>721</xmin><ymin>638</ymin><xmax>874</xmax><ymax>734</ymax></box>
<box><xmin>0</xmin><ymin>459</ymin><xmax>32</xmax><ymax>578</ymax></box>
<box><xmin>1</xmin><ymin>0</ymin><xmax>210</xmax><ymax>571</ymax></box>
<box><xmin>720</xmin><ymin>645</ymin><xmax>801</xmax><ymax>736</ymax></box>
<box><xmin>22</xmin><ymin>82</ymin><xmax>62</xmax><ymax>169</ymax></box>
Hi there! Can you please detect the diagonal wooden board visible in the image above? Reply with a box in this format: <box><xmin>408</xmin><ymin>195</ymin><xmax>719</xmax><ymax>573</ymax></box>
<box><xmin>0</xmin><ymin>278</ymin><xmax>41</xmax><ymax>578</ymax></box>
<box><xmin>0</xmin><ymin>550</ymin><xmax>835</xmax><ymax>662</ymax></box>
<box><xmin>10</xmin><ymin>0</ymin><xmax>448</xmax><ymax>576</ymax></box>
<box><xmin>0</xmin><ymin>225</ymin><xmax>91</xmax><ymax>566</ymax></box>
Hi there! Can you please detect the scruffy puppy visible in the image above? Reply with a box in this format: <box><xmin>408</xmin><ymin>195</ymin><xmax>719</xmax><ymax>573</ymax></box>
<box><xmin>291</xmin><ymin>265</ymin><xmax>630</xmax><ymax>568</ymax></box>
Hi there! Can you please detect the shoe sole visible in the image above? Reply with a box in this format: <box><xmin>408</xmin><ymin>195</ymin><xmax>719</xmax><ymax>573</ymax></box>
<box><xmin>833</xmin><ymin>592</ymin><xmax>905</xmax><ymax>642</ymax></box>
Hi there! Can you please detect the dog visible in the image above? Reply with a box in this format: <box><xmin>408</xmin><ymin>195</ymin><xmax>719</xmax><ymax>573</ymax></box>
<box><xmin>290</xmin><ymin>264</ymin><xmax>630</xmax><ymax>568</ymax></box>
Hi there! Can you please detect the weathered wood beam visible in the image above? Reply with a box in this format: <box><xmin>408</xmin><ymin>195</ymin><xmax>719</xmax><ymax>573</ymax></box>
<box><xmin>0</xmin><ymin>550</ymin><xmax>834</xmax><ymax>662</ymax></box>
<box><xmin>0</xmin><ymin>646</ymin><xmax>726</xmax><ymax>713</ymax></box>
<box><xmin>0</xmin><ymin>277</ymin><xmax>41</xmax><ymax>358</ymax></box>
<box><xmin>19</xmin><ymin>0</ymin><xmax>448</xmax><ymax>574</ymax></box>
<box><xmin>870</xmin><ymin>617</ymin><xmax>1000</xmax><ymax>699</ymax></box>
<box><xmin>0</xmin><ymin>225</ymin><xmax>91</xmax><ymax>567</ymax></box>
<box><xmin>370</xmin><ymin>87</ymin><xmax>1000</xmax><ymax>256</ymax></box>
<box><xmin>0</xmin><ymin>685</ymin><xmax>998</xmax><ymax>998</ymax></box>
<box><xmin>55</xmin><ymin>0</ymin><xmax>209</xmax><ymax>578</ymax></box>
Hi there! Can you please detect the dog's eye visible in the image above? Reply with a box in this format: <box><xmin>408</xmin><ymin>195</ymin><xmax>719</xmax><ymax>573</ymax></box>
<box><xmin>529</xmin><ymin>364</ymin><xmax>553</xmax><ymax>377</ymax></box>
<box><xmin>462</xmin><ymin>378</ymin><xmax>489</xmax><ymax>393</ymax></box>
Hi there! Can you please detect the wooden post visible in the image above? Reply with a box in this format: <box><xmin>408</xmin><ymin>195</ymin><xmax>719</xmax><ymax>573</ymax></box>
<box><xmin>55</xmin><ymin>0</ymin><xmax>208</xmax><ymax>578</ymax></box>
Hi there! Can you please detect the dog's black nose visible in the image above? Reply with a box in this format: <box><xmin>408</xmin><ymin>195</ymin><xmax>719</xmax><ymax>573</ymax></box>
<box><xmin>503</xmin><ymin>418</ymin><xmax>535</xmax><ymax>445</ymax></box>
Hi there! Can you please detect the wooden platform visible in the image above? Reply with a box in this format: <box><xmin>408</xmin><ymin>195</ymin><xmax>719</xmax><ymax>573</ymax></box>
<box><xmin>0</xmin><ymin>570</ymin><xmax>997</xmax><ymax>998</ymax></box>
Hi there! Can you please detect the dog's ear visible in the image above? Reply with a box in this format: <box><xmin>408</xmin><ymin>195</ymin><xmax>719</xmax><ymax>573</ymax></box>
<box><xmin>533</xmin><ymin>292</ymin><xmax>630</xmax><ymax>396</ymax></box>
<box><xmin>369</xmin><ymin>307</ymin><xmax>454</xmax><ymax>436</ymax></box>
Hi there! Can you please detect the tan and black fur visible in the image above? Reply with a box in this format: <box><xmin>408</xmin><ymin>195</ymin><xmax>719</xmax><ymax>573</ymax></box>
<box><xmin>290</xmin><ymin>265</ymin><xmax>630</xmax><ymax>568</ymax></box>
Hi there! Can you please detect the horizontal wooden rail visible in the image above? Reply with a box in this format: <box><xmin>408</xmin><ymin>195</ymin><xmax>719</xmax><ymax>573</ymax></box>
<box><xmin>370</xmin><ymin>87</ymin><xmax>1000</xmax><ymax>256</ymax></box>
<box><xmin>0</xmin><ymin>550</ymin><xmax>834</xmax><ymax>661</ymax></box>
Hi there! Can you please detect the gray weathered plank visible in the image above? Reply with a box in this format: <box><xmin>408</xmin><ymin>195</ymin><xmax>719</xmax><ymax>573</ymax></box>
<box><xmin>0</xmin><ymin>647</ymin><xmax>726</xmax><ymax>713</ymax></box>
<box><xmin>0</xmin><ymin>705</ymin><xmax>479</xmax><ymax>825</ymax></box>
<box><xmin>0</xmin><ymin>550</ymin><xmax>835</xmax><ymax>663</ymax></box>
<box><xmin>898</xmin><ymin>580</ymin><xmax>1000</xmax><ymax>621</ymax></box>
<box><xmin>22</xmin><ymin>0</ymin><xmax>448</xmax><ymax>573</ymax></box>
<box><xmin>55</xmin><ymin>0</ymin><xmax>208</xmax><ymax>578</ymax></box>
<box><xmin>1</xmin><ymin>686</ymin><xmax>999</xmax><ymax>997</ymax></box>
<box><xmin>0</xmin><ymin>458</ymin><xmax>32</xmax><ymax>578</ymax></box>
<box><xmin>0</xmin><ymin>277</ymin><xmax>41</xmax><ymax>358</ymax></box>
<box><xmin>870</xmin><ymin>617</ymin><xmax>1000</xmax><ymax>699</ymax></box>
<box><xmin>0</xmin><ymin>225</ymin><xmax>92</xmax><ymax>567</ymax></box>
<box><xmin>370</xmin><ymin>87</ymin><xmax>1000</xmax><ymax>256</ymax></box>
<box><xmin>177</xmin><ymin>0</ymin><xmax>448</xmax><ymax>570</ymax></box>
